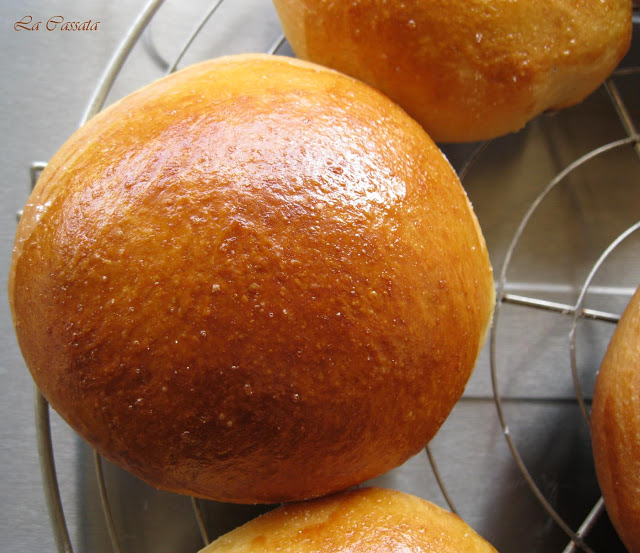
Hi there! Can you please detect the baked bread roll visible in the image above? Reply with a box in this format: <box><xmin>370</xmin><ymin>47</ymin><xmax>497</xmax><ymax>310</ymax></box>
<box><xmin>9</xmin><ymin>54</ymin><xmax>494</xmax><ymax>503</ymax></box>
<box><xmin>591</xmin><ymin>285</ymin><xmax>640</xmax><ymax>553</ymax></box>
<box><xmin>202</xmin><ymin>487</ymin><xmax>498</xmax><ymax>552</ymax></box>
<box><xmin>273</xmin><ymin>0</ymin><xmax>632</xmax><ymax>142</ymax></box>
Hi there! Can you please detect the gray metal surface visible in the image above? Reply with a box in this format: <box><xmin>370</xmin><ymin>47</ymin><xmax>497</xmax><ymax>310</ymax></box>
<box><xmin>1</xmin><ymin>1</ymin><xmax>638</xmax><ymax>552</ymax></box>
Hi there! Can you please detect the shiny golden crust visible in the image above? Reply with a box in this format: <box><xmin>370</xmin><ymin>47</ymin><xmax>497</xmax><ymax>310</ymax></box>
<box><xmin>273</xmin><ymin>0</ymin><xmax>632</xmax><ymax>142</ymax></box>
<box><xmin>9</xmin><ymin>54</ymin><xmax>494</xmax><ymax>503</ymax></box>
<box><xmin>202</xmin><ymin>487</ymin><xmax>498</xmax><ymax>552</ymax></box>
<box><xmin>591</xmin><ymin>286</ymin><xmax>640</xmax><ymax>553</ymax></box>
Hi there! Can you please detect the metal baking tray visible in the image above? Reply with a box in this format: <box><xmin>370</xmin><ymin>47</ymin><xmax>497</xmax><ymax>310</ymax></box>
<box><xmin>2</xmin><ymin>1</ymin><xmax>638</xmax><ymax>552</ymax></box>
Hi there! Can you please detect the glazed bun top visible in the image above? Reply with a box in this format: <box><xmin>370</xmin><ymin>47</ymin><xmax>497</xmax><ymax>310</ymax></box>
<box><xmin>273</xmin><ymin>0</ymin><xmax>632</xmax><ymax>142</ymax></box>
<box><xmin>9</xmin><ymin>54</ymin><xmax>494</xmax><ymax>503</ymax></box>
<box><xmin>203</xmin><ymin>487</ymin><xmax>498</xmax><ymax>553</ymax></box>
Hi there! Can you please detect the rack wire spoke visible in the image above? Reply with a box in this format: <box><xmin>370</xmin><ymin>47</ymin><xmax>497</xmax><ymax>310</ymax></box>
<box><xmin>191</xmin><ymin>497</ymin><xmax>210</xmax><ymax>546</ymax></box>
<box><xmin>141</xmin><ymin>26</ymin><xmax>170</xmax><ymax>72</ymax></box>
<box><xmin>166</xmin><ymin>0</ymin><xmax>227</xmax><ymax>75</ymax></box>
<box><xmin>612</xmin><ymin>66</ymin><xmax>640</xmax><ymax>77</ymax></box>
<box><xmin>458</xmin><ymin>140</ymin><xmax>491</xmax><ymax>182</ymax></box>
<box><xmin>17</xmin><ymin>161</ymin><xmax>48</xmax><ymax>221</ymax></box>
<box><xmin>424</xmin><ymin>445</ymin><xmax>458</xmax><ymax>515</ymax></box>
<box><xmin>266</xmin><ymin>33</ymin><xmax>286</xmax><ymax>55</ymax></box>
<box><xmin>35</xmin><ymin>388</ymin><xmax>74</xmax><ymax>553</ymax></box>
<box><xmin>29</xmin><ymin>161</ymin><xmax>47</xmax><ymax>189</ymax></box>
<box><xmin>604</xmin><ymin>77</ymin><xmax>640</xmax><ymax>160</ymax></box>
<box><xmin>94</xmin><ymin>453</ymin><xmax>123</xmax><ymax>553</ymax></box>
<box><xmin>501</xmin><ymin>294</ymin><xmax>621</xmax><ymax>323</ymax></box>
<box><xmin>562</xmin><ymin>498</ymin><xmax>606</xmax><ymax>553</ymax></box>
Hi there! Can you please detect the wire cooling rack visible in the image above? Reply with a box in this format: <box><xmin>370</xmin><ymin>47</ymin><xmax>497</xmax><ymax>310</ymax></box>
<box><xmin>21</xmin><ymin>1</ymin><xmax>639</xmax><ymax>552</ymax></box>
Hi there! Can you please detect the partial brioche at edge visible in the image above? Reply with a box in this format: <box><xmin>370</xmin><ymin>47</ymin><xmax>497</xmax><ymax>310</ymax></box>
<box><xmin>201</xmin><ymin>487</ymin><xmax>498</xmax><ymax>553</ymax></box>
<box><xmin>591</xmin><ymin>285</ymin><xmax>640</xmax><ymax>553</ymax></box>
<box><xmin>272</xmin><ymin>0</ymin><xmax>632</xmax><ymax>142</ymax></box>
<box><xmin>9</xmin><ymin>53</ymin><xmax>494</xmax><ymax>503</ymax></box>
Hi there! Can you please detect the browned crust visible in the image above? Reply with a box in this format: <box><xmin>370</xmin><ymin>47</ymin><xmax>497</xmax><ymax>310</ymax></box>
<box><xmin>591</xmin><ymin>286</ymin><xmax>640</xmax><ymax>553</ymax></box>
<box><xmin>273</xmin><ymin>0</ymin><xmax>632</xmax><ymax>142</ymax></box>
<box><xmin>9</xmin><ymin>54</ymin><xmax>494</xmax><ymax>503</ymax></box>
<box><xmin>202</xmin><ymin>487</ymin><xmax>498</xmax><ymax>552</ymax></box>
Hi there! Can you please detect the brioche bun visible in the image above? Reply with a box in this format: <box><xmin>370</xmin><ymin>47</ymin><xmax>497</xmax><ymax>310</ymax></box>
<box><xmin>202</xmin><ymin>487</ymin><xmax>497</xmax><ymax>552</ymax></box>
<box><xmin>273</xmin><ymin>0</ymin><xmax>632</xmax><ymax>142</ymax></box>
<box><xmin>9</xmin><ymin>54</ymin><xmax>494</xmax><ymax>503</ymax></box>
<box><xmin>591</xmin><ymin>285</ymin><xmax>640</xmax><ymax>553</ymax></box>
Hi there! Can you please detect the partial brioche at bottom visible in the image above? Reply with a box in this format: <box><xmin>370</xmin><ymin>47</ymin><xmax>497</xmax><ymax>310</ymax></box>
<box><xmin>591</xmin><ymin>285</ymin><xmax>640</xmax><ymax>553</ymax></box>
<box><xmin>202</xmin><ymin>487</ymin><xmax>498</xmax><ymax>553</ymax></box>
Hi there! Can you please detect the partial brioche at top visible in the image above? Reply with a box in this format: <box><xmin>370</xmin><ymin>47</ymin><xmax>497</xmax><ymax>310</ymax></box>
<box><xmin>9</xmin><ymin>54</ymin><xmax>494</xmax><ymax>503</ymax></box>
<box><xmin>273</xmin><ymin>0</ymin><xmax>632</xmax><ymax>142</ymax></box>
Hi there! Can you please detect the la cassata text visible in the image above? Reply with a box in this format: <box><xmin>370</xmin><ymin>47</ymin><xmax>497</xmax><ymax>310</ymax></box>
<box><xmin>14</xmin><ymin>15</ymin><xmax>100</xmax><ymax>32</ymax></box>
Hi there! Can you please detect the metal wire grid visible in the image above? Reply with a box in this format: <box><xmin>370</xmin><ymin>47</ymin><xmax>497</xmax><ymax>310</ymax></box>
<box><xmin>20</xmin><ymin>1</ymin><xmax>639</xmax><ymax>552</ymax></box>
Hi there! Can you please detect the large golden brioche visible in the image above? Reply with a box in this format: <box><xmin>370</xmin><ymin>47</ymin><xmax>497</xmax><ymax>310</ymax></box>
<box><xmin>591</xmin><ymin>285</ymin><xmax>640</xmax><ymax>553</ymax></box>
<box><xmin>9</xmin><ymin>54</ymin><xmax>494</xmax><ymax>503</ymax></box>
<box><xmin>202</xmin><ymin>487</ymin><xmax>498</xmax><ymax>552</ymax></box>
<box><xmin>273</xmin><ymin>0</ymin><xmax>632</xmax><ymax>142</ymax></box>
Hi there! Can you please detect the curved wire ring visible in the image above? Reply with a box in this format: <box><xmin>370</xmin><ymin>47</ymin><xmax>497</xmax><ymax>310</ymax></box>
<box><xmin>142</xmin><ymin>0</ymin><xmax>286</xmax><ymax>78</ymax></box>
<box><xmin>489</xmin><ymin>134</ymin><xmax>639</xmax><ymax>553</ymax></box>
<box><xmin>165</xmin><ymin>0</ymin><xmax>226</xmax><ymax>75</ymax></box>
<box><xmin>568</xmin><ymin>221</ymin><xmax>640</xmax><ymax>426</ymax></box>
